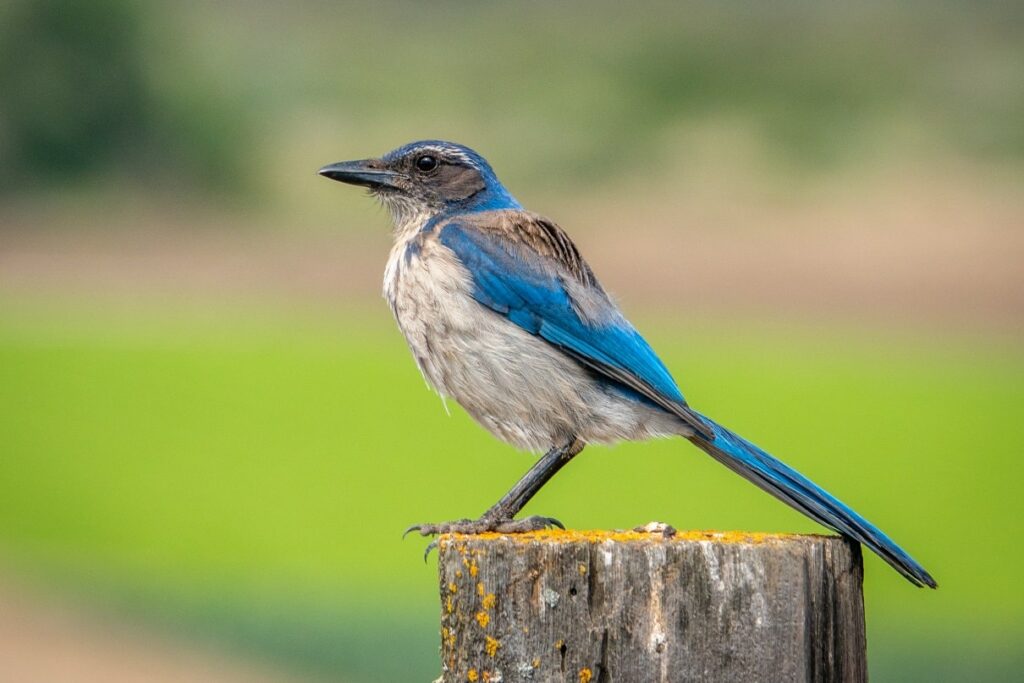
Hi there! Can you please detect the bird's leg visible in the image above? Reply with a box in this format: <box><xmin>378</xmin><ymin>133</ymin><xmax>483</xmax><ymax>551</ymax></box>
<box><xmin>404</xmin><ymin>438</ymin><xmax>585</xmax><ymax>538</ymax></box>
<box><xmin>479</xmin><ymin>437</ymin><xmax>585</xmax><ymax>529</ymax></box>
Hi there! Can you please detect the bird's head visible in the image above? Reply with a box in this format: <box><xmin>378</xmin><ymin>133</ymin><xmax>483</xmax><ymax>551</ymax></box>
<box><xmin>319</xmin><ymin>140</ymin><xmax>520</xmax><ymax>228</ymax></box>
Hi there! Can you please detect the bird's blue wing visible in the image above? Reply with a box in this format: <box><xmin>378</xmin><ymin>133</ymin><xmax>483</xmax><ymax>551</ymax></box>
<box><xmin>437</xmin><ymin>215</ymin><xmax>934</xmax><ymax>588</ymax></box>
<box><xmin>437</xmin><ymin>216</ymin><xmax>711</xmax><ymax>438</ymax></box>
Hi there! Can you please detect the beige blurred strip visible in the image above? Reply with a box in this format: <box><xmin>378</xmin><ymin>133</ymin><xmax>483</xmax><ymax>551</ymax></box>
<box><xmin>0</xmin><ymin>167</ymin><xmax>1021</xmax><ymax>334</ymax></box>
<box><xmin>0</xmin><ymin>579</ymin><xmax>305</xmax><ymax>683</ymax></box>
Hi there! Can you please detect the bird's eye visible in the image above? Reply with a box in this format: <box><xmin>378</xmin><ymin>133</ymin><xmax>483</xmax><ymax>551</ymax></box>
<box><xmin>415</xmin><ymin>155</ymin><xmax>438</xmax><ymax>172</ymax></box>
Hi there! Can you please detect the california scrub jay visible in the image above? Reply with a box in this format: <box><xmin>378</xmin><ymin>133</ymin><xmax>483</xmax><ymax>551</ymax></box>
<box><xmin>319</xmin><ymin>140</ymin><xmax>936</xmax><ymax>588</ymax></box>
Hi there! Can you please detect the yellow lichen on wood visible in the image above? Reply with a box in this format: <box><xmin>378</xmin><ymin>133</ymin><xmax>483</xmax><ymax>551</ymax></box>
<box><xmin>579</xmin><ymin>667</ymin><xmax>593</xmax><ymax>683</ymax></box>
<box><xmin>481</xmin><ymin>593</ymin><xmax>496</xmax><ymax>610</ymax></box>
<box><xmin>484</xmin><ymin>636</ymin><xmax>500</xmax><ymax>657</ymax></box>
<box><xmin>467</xmin><ymin>668</ymin><xmax>478</xmax><ymax>682</ymax></box>
<box><xmin>475</xmin><ymin>611</ymin><xmax>490</xmax><ymax>628</ymax></box>
<box><xmin>477</xmin><ymin>582</ymin><xmax>485</xmax><ymax>596</ymax></box>
<box><xmin>445</xmin><ymin>528</ymin><xmax>819</xmax><ymax>546</ymax></box>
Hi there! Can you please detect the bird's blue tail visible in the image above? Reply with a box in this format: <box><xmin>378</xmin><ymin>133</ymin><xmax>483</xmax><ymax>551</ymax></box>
<box><xmin>689</xmin><ymin>413</ymin><xmax>936</xmax><ymax>588</ymax></box>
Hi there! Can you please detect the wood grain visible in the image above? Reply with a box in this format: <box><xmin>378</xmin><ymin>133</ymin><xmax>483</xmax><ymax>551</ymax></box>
<box><xmin>437</xmin><ymin>529</ymin><xmax>865</xmax><ymax>683</ymax></box>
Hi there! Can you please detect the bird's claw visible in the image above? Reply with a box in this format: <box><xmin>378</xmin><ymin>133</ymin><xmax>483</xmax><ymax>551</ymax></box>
<box><xmin>402</xmin><ymin>518</ymin><xmax>474</xmax><ymax>539</ymax></box>
<box><xmin>404</xmin><ymin>514</ymin><xmax>565</xmax><ymax>559</ymax></box>
<box><xmin>531</xmin><ymin>515</ymin><xmax>565</xmax><ymax>531</ymax></box>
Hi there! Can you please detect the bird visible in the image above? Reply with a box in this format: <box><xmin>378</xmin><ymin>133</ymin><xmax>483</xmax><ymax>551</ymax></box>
<box><xmin>319</xmin><ymin>140</ymin><xmax>936</xmax><ymax>588</ymax></box>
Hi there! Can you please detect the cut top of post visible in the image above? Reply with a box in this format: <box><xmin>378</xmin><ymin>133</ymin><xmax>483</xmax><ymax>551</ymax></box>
<box><xmin>445</xmin><ymin>528</ymin><xmax>833</xmax><ymax>545</ymax></box>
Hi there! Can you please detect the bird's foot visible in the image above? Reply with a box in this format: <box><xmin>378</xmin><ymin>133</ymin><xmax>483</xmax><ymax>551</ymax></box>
<box><xmin>404</xmin><ymin>515</ymin><xmax>563</xmax><ymax>538</ymax></box>
<box><xmin>403</xmin><ymin>515</ymin><xmax>564</xmax><ymax>560</ymax></box>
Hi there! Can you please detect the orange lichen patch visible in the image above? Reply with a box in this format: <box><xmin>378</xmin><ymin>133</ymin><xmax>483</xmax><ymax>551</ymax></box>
<box><xmin>579</xmin><ymin>667</ymin><xmax>593</xmax><ymax>683</ymax></box>
<box><xmin>531</xmin><ymin>658</ymin><xmax>540</xmax><ymax>668</ymax></box>
<box><xmin>445</xmin><ymin>596</ymin><xmax>454</xmax><ymax>614</ymax></box>
<box><xmin>481</xmin><ymin>593</ymin><xmax>496</xmax><ymax>610</ymax></box>
<box><xmin>448</xmin><ymin>582</ymin><xmax>458</xmax><ymax>594</ymax></box>
<box><xmin>467</xmin><ymin>668</ymin><xmax>479</xmax><ymax>682</ymax></box>
<box><xmin>441</xmin><ymin>627</ymin><xmax>457</xmax><ymax>651</ymax></box>
<box><xmin>475</xmin><ymin>611</ymin><xmax>490</xmax><ymax>628</ymax></box>
<box><xmin>484</xmin><ymin>636</ymin><xmax>500</xmax><ymax>657</ymax></box>
<box><xmin>481</xmin><ymin>672</ymin><xmax>494</xmax><ymax>683</ymax></box>
<box><xmin>469</xmin><ymin>562</ymin><xmax>479</xmax><ymax>577</ymax></box>
<box><xmin>477</xmin><ymin>582</ymin><xmax>485</xmax><ymax>596</ymax></box>
<box><xmin>446</xmin><ymin>529</ymin><xmax>816</xmax><ymax>545</ymax></box>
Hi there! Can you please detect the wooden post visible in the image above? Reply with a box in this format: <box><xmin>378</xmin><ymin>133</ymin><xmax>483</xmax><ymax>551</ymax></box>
<box><xmin>437</xmin><ymin>529</ymin><xmax>866</xmax><ymax>683</ymax></box>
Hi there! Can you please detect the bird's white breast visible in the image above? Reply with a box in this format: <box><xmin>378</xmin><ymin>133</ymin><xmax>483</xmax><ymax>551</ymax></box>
<box><xmin>383</xmin><ymin>229</ymin><xmax>479</xmax><ymax>394</ymax></box>
<box><xmin>382</xmin><ymin>225</ymin><xmax>686</xmax><ymax>451</ymax></box>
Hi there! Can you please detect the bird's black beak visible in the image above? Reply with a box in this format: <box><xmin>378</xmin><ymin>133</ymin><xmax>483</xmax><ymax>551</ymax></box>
<box><xmin>318</xmin><ymin>159</ymin><xmax>400</xmax><ymax>189</ymax></box>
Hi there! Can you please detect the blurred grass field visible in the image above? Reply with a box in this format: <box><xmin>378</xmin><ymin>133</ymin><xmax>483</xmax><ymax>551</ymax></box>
<box><xmin>1</xmin><ymin>302</ymin><xmax>1022</xmax><ymax>681</ymax></box>
<box><xmin>3</xmin><ymin>0</ymin><xmax>1023</xmax><ymax>680</ymax></box>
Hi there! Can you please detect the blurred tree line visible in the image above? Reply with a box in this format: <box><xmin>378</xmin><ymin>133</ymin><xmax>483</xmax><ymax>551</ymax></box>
<box><xmin>0</xmin><ymin>1</ymin><xmax>1021</xmax><ymax>201</ymax></box>
<box><xmin>0</xmin><ymin>0</ymin><xmax>248</xmax><ymax>193</ymax></box>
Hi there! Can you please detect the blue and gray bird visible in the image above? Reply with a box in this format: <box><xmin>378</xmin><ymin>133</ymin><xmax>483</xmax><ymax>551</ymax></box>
<box><xmin>319</xmin><ymin>140</ymin><xmax>936</xmax><ymax>588</ymax></box>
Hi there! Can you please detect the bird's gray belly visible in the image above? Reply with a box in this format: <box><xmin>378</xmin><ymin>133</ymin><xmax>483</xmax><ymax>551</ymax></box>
<box><xmin>387</xmin><ymin>247</ymin><xmax>685</xmax><ymax>451</ymax></box>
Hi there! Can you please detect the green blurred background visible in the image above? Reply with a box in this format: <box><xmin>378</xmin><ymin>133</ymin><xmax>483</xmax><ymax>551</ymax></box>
<box><xmin>1</xmin><ymin>1</ymin><xmax>1022</xmax><ymax>681</ymax></box>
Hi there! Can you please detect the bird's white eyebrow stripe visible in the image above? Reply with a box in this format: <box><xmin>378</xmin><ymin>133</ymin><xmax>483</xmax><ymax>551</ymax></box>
<box><xmin>418</xmin><ymin>147</ymin><xmax>473</xmax><ymax>165</ymax></box>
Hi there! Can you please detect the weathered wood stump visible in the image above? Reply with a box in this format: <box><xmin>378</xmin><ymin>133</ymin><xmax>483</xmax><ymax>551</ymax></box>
<box><xmin>437</xmin><ymin>529</ymin><xmax>865</xmax><ymax>683</ymax></box>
